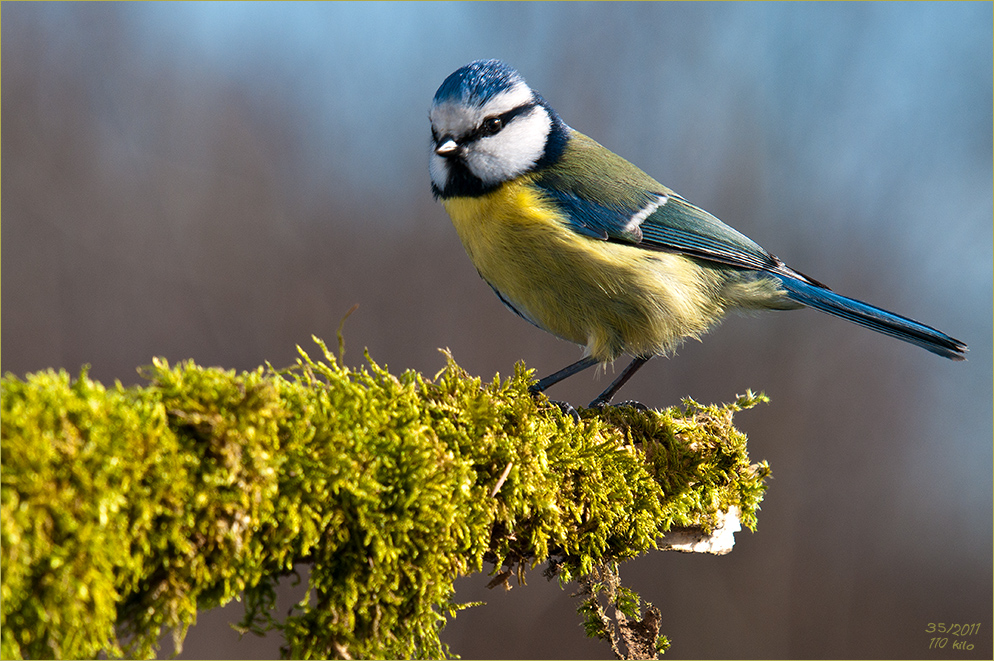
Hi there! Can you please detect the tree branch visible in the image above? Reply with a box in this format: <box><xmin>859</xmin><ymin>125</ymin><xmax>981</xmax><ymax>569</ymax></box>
<box><xmin>1</xmin><ymin>339</ymin><xmax>770</xmax><ymax>659</ymax></box>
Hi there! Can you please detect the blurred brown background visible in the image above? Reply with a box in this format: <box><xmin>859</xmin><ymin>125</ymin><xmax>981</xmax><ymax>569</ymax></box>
<box><xmin>3</xmin><ymin>2</ymin><xmax>991</xmax><ymax>659</ymax></box>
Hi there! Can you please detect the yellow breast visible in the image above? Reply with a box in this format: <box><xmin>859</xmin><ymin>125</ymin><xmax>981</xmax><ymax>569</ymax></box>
<box><xmin>441</xmin><ymin>178</ymin><xmax>745</xmax><ymax>362</ymax></box>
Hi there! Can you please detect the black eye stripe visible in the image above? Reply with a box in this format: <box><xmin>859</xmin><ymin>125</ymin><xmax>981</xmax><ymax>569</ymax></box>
<box><xmin>469</xmin><ymin>102</ymin><xmax>536</xmax><ymax>142</ymax></box>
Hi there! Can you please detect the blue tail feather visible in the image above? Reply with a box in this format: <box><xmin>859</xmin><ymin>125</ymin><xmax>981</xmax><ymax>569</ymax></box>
<box><xmin>776</xmin><ymin>276</ymin><xmax>967</xmax><ymax>360</ymax></box>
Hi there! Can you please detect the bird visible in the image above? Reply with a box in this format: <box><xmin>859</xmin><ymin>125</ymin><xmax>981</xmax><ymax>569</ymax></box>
<box><xmin>428</xmin><ymin>59</ymin><xmax>966</xmax><ymax>410</ymax></box>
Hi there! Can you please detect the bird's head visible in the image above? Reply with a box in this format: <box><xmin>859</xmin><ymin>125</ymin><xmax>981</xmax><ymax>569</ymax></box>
<box><xmin>429</xmin><ymin>59</ymin><xmax>567</xmax><ymax>198</ymax></box>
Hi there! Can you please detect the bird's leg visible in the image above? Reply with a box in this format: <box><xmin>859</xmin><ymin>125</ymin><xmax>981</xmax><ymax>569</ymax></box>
<box><xmin>588</xmin><ymin>356</ymin><xmax>651</xmax><ymax>408</ymax></box>
<box><xmin>529</xmin><ymin>355</ymin><xmax>600</xmax><ymax>395</ymax></box>
<box><xmin>529</xmin><ymin>355</ymin><xmax>600</xmax><ymax>422</ymax></box>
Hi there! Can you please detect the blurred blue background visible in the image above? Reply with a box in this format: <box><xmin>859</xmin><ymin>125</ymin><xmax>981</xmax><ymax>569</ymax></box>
<box><xmin>3</xmin><ymin>2</ymin><xmax>991</xmax><ymax>658</ymax></box>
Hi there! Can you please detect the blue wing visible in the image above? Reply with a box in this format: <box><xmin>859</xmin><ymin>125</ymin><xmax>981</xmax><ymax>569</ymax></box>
<box><xmin>634</xmin><ymin>194</ymin><xmax>792</xmax><ymax>274</ymax></box>
<box><xmin>531</xmin><ymin>130</ymin><xmax>967</xmax><ymax>360</ymax></box>
<box><xmin>535</xmin><ymin>164</ymin><xmax>794</xmax><ymax>277</ymax></box>
<box><xmin>533</xmin><ymin>129</ymin><xmax>791</xmax><ymax>274</ymax></box>
<box><xmin>535</xmin><ymin>185</ymin><xmax>653</xmax><ymax>243</ymax></box>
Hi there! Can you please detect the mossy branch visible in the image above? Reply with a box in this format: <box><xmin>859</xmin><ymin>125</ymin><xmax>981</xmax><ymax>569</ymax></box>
<box><xmin>1</xmin><ymin>339</ymin><xmax>770</xmax><ymax>659</ymax></box>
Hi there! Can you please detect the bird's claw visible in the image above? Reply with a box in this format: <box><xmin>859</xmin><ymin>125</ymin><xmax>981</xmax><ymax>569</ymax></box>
<box><xmin>532</xmin><ymin>387</ymin><xmax>647</xmax><ymax>422</ymax></box>
<box><xmin>532</xmin><ymin>396</ymin><xmax>579</xmax><ymax>424</ymax></box>
<box><xmin>615</xmin><ymin>400</ymin><xmax>650</xmax><ymax>411</ymax></box>
<box><xmin>588</xmin><ymin>398</ymin><xmax>649</xmax><ymax>412</ymax></box>
<box><xmin>550</xmin><ymin>399</ymin><xmax>581</xmax><ymax>423</ymax></box>
<box><xmin>530</xmin><ymin>384</ymin><xmax>582</xmax><ymax>423</ymax></box>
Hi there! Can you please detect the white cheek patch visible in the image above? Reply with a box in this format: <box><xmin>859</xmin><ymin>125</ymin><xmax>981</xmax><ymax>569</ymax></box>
<box><xmin>466</xmin><ymin>106</ymin><xmax>552</xmax><ymax>185</ymax></box>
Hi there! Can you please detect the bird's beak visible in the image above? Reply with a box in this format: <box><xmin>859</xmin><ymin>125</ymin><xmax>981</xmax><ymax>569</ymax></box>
<box><xmin>435</xmin><ymin>138</ymin><xmax>459</xmax><ymax>157</ymax></box>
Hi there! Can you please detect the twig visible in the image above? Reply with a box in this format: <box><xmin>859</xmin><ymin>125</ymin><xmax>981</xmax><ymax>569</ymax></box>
<box><xmin>489</xmin><ymin>461</ymin><xmax>514</xmax><ymax>498</ymax></box>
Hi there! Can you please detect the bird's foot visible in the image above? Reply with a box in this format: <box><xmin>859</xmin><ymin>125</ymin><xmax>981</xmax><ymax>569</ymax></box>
<box><xmin>549</xmin><ymin>399</ymin><xmax>581</xmax><ymax>423</ymax></box>
<box><xmin>529</xmin><ymin>385</ymin><xmax>582</xmax><ymax>423</ymax></box>
<box><xmin>588</xmin><ymin>398</ymin><xmax>649</xmax><ymax>412</ymax></box>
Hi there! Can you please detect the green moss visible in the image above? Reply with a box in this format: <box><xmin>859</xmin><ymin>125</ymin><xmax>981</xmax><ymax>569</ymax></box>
<box><xmin>1</xmin><ymin>339</ymin><xmax>770</xmax><ymax>659</ymax></box>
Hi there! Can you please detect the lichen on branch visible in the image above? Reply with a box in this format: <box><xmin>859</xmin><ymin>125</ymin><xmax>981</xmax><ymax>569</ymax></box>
<box><xmin>1</xmin><ymin>339</ymin><xmax>770</xmax><ymax>659</ymax></box>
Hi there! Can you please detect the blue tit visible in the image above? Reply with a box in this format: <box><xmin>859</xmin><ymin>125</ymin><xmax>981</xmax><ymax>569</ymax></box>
<box><xmin>428</xmin><ymin>59</ymin><xmax>967</xmax><ymax>408</ymax></box>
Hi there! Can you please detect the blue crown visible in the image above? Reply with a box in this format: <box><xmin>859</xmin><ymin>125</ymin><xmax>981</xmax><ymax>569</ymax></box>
<box><xmin>433</xmin><ymin>59</ymin><xmax>523</xmax><ymax>106</ymax></box>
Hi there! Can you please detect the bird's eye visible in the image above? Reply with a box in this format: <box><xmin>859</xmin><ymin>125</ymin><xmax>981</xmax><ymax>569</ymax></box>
<box><xmin>481</xmin><ymin>116</ymin><xmax>503</xmax><ymax>136</ymax></box>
